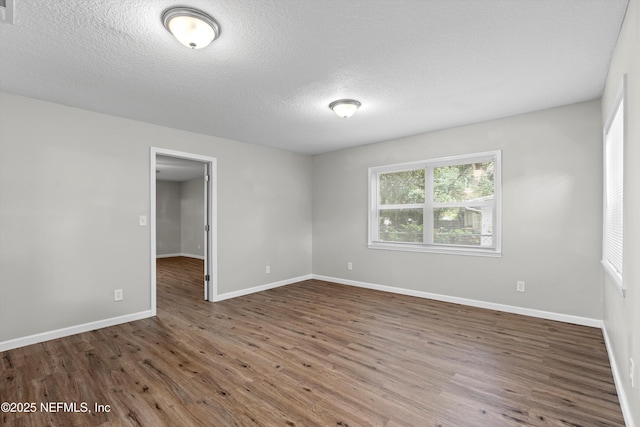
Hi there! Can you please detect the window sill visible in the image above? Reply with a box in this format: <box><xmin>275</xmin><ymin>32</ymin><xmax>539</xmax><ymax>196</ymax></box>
<box><xmin>601</xmin><ymin>259</ymin><xmax>625</xmax><ymax>297</ymax></box>
<box><xmin>368</xmin><ymin>242</ymin><xmax>502</xmax><ymax>258</ymax></box>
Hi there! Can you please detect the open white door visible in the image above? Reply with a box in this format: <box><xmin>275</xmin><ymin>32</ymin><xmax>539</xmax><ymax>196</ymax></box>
<box><xmin>203</xmin><ymin>162</ymin><xmax>210</xmax><ymax>300</ymax></box>
<box><xmin>150</xmin><ymin>147</ymin><xmax>218</xmax><ymax>314</ymax></box>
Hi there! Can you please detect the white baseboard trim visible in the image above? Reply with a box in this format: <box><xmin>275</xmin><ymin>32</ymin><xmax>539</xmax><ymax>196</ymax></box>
<box><xmin>2</xmin><ymin>273</ymin><xmax>628</xmax><ymax>424</ymax></box>
<box><xmin>312</xmin><ymin>275</ymin><xmax>603</xmax><ymax>328</ymax></box>
<box><xmin>213</xmin><ymin>274</ymin><xmax>313</xmax><ymax>302</ymax></box>
<box><xmin>157</xmin><ymin>253</ymin><xmax>181</xmax><ymax>258</ymax></box>
<box><xmin>157</xmin><ymin>253</ymin><xmax>205</xmax><ymax>260</ymax></box>
<box><xmin>0</xmin><ymin>310</ymin><xmax>154</xmax><ymax>352</ymax></box>
<box><xmin>602</xmin><ymin>325</ymin><xmax>636</xmax><ymax>427</ymax></box>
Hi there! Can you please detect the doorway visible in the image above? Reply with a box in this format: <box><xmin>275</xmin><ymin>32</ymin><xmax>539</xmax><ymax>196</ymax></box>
<box><xmin>150</xmin><ymin>148</ymin><xmax>217</xmax><ymax>315</ymax></box>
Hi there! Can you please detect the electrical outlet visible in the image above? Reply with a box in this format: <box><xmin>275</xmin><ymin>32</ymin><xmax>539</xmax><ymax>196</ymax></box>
<box><xmin>114</xmin><ymin>289</ymin><xmax>123</xmax><ymax>302</ymax></box>
<box><xmin>266</xmin><ymin>265</ymin><xmax>270</xmax><ymax>274</ymax></box>
<box><xmin>516</xmin><ymin>281</ymin><xmax>526</xmax><ymax>292</ymax></box>
<box><xmin>631</xmin><ymin>358</ymin><xmax>635</xmax><ymax>388</ymax></box>
<box><xmin>347</xmin><ymin>262</ymin><xmax>353</xmax><ymax>270</ymax></box>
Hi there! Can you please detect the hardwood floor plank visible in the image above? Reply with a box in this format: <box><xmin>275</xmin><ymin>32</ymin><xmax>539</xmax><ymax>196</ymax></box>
<box><xmin>0</xmin><ymin>257</ymin><xmax>625</xmax><ymax>426</ymax></box>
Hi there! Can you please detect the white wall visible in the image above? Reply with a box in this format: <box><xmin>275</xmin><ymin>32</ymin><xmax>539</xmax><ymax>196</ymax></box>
<box><xmin>312</xmin><ymin>100</ymin><xmax>603</xmax><ymax>320</ymax></box>
<box><xmin>601</xmin><ymin>0</ymin><xmax>640</xmax><ymax>424</ymax></box>
<box><xmin>155</xmin><ymin>178</ymin><xmax>204</xmax><ymax>258</ymax></box>
<box><xmin>0</xmin><ymin>84</ymin><xmax>630</xmax><ymax>419</ymax></box>
<box><xmin>180</xmin><ymin>177</ymin><xmax>204</xmax><ymax>258</ymax></box>
<box><xmin>156</xmin><ymin>180</ymin><xmax>181</xmax><ymax>255</ymax></box>
<box><xmin>0</xmin><ymin>92</ymin><xmax>312</xmax><ymax>344</ymax></box>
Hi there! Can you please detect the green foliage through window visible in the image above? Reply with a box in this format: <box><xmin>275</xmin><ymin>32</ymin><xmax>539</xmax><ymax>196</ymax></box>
<box><xmin>433</xmin><ymin>161</ymin><xmax>494</xmax><ymax>203</ymax></box>
<box><xmin>375</xmin><ymin>158</ymin><xmax>496</xmax><ymax>248</ymax></box>
<box><xmin>379</xmin><ymin>170</ymin><xmax>425</xmax><ymax>204</ymax></box>
<box><xmin>379</xmin><ymin>208</ymin><xmax>423</xmax><ymax>243</ymax></box>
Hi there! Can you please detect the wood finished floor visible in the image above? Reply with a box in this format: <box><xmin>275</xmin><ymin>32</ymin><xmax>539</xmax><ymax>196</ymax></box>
<box><xmin>1</xmin><ymin>257</ymin><xmax>625</xmax><ymax>426</ymax></box>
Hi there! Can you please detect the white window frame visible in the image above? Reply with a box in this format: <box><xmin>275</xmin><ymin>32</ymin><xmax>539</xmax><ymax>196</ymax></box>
<box><xmin>368</xmin><ymin>150</ymin><xmax>501</xmax><ymax>257</ymax></box>
<box><xmin>602</xmin><ymin>75</ymin><xmax>625</xmax><ymax>296</ymax></box>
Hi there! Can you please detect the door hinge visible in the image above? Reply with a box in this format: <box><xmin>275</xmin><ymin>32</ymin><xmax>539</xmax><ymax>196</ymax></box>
<box><xmin>205</xmin><ymin>224</ymin><xmax>210</xmax><ymax>232</ymax></box>
<box><xmin>205</xmin><ymin>275</ymin><xmax>210</xmax><ymax>282</ymax></box>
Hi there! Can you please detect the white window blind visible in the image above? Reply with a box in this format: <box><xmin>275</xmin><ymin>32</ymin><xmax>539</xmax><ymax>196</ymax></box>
<box><xmin>602</xmin><ymin>78</ymin><xmax>625</xmax><ymax>291</ymax></box>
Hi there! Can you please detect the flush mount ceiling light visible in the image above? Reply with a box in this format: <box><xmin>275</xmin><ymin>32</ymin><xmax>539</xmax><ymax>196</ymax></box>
<box><xmin>329</xmin><ymin>99</ymin><xmax>361</xmax><ymax>118</ymax></box>
<box><xmin>162</xmin><ymin>7</ymin><xmax>220</xmax><ymax>49</ymax></box>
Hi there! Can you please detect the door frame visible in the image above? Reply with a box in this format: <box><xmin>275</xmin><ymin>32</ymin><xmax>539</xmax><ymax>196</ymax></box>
<box><xmin>150</xmin><ymin>147</ymin><xmax>218</xmax><ymax>315</ymax></box>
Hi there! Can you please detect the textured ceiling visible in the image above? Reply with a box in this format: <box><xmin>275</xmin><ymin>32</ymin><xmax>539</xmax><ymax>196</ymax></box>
<box><xmin>0</xmin><ymin>0</ymin><xmax>629</xmax><ymax>154</ymax></box>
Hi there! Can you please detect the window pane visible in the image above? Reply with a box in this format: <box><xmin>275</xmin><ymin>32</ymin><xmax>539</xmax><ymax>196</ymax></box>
<box><xmin>379</xmin><ymin>208</ymin><xmax>423</xmax><ymax>243</ymax></box>
<box><xmin>604</xmin><ymin>97</ymin><xmax>624</xmax><ymax>276</ymax></box>
<box><xmin>433</xmin><ymin>207</ymin><xmax>492</xmax><ymax>246</ymax></box>
<box><xmin>433</xmin><ymin>161</ymin><xmax>494</xmax><ymax>202</ymax></box>
<box><xmin>379</xmin><ymin>170</ymin><xmax>425</xmax><ymax>204</ymax></box>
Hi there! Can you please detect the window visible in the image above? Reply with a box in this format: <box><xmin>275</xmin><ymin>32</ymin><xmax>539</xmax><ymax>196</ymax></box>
<box><xmin>602</xmin><ymin>76</ymin><xmax>625</xmax><ymax>293</ymax></box>
<box><xmin>369</xmin><ymin>151</ymin><xmax>501</xmax><ymax>256</ymax></box>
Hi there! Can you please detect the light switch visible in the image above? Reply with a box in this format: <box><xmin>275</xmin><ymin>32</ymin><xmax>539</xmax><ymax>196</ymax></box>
<box><xmin>139</xmin><ymin>215</ymin><xmax>147</xmax><ymax>226</ymax></box>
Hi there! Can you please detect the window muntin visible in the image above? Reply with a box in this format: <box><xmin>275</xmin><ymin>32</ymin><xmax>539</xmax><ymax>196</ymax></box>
<box><xmin>369</xmin><ymin>151</ymin><xmax>501</xmax><ymax>256</ymax></box>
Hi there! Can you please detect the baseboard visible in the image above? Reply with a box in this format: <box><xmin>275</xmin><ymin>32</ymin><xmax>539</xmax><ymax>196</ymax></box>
<box><xmin>2</xmin><ymin>273</ymin><xmax>628</xmax><ymax>424</ymax></box>
<box><xmin>312</xmin><ymin>275</ymin><xmax>602</xmax><ymax>328</ymax></box>
<box><xmin>0</xmin><ymin>310</ymin><xmax>153</xmax><ymax>352</ymax></box>
<box><xmin>213</xmin><ymin>274</ymin><xmax>313</xmax><ymax>302</ymax></box>
<box><xmin>0</xmin><ymin>274</ymin><xmax>304</xmax><ymax>351</ymax></box>
<box><xmin>602</xmin><ymin>325</ymin><xmax>636</xmax><ymax>427</ymax></box>
<box><xmin>157</xmin><ymin>253</ymin><xmax>182</xmax><ymax>258</ymax></box>
<box><xmin>157</xmin><ymin>253</ymin><xmax>205</xmax><ymax>260</ymax></box>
